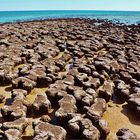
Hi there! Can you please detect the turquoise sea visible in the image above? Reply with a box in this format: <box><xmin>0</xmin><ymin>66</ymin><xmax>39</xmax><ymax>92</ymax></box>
<box><xmin>0</xmin><ymin>10</ymin><xmax>140</xmax><ymax>24</ymax></box>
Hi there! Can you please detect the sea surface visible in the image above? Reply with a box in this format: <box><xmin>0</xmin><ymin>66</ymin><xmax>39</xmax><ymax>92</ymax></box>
<box><xmin>0</xmin><ymin>10</ymin><xmax>140</xmax><ymax>24</ymax></box>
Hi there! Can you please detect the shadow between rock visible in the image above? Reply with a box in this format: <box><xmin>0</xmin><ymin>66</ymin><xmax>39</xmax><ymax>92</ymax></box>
<box><xmin>121</xmin><ymin>104</ymin><xmax>140</xmax><ymax>125</ymax></box>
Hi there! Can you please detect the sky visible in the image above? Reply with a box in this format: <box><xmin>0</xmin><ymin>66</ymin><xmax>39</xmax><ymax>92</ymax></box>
<box><xmin>0</xmin><ymin>0</ymin><xmax>140</xmax><ymax>11</ymax></box>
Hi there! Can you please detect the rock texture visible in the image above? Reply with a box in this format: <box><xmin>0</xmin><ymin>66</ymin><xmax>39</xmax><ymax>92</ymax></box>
<box><xmin>32</xmin><ymin>94</ymin><xmax>51</xmax><ymax>114</ymax></box>
<box><xmin>34</xmin><ymin>122</ymin><xmax>67</xmax><ymax>140</ymax></box>
<box><xmin>68</xmin><ymin>115</ymin><xmax>100</xmax><ymax>140</ymax></box>
<box><xmin>85</xmin><ymin>98</ymin><xmax>107</xmax><ymax>122</ymax></box>
<box><xmin>55</xmin><ymin>95</ymin><xmax>77</xmax><ymax>121</ymax></box>
<box><xmin>116</xmin><ymin>128</ymin><xmax>140</xmax><ymax>140</ymax></box>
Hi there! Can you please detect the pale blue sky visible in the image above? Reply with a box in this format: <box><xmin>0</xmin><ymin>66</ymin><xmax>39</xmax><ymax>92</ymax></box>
<box><xmin>0</xmin><ymin>0</ymin><xmax>140</xmax><ymax>11</ymax></box>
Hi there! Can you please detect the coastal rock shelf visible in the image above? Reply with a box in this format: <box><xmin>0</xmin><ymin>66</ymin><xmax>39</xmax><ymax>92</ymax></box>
<box><xmin>0</xmin><ymin>18</ymin><xmax>140</xmax><ymax>139</ymax></box>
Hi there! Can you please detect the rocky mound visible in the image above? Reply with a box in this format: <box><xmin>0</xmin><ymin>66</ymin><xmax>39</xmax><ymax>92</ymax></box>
<box><xmin>0</xmin><ymin>18</ymin><xmax>140</xmax><ymax>139</ymax></box>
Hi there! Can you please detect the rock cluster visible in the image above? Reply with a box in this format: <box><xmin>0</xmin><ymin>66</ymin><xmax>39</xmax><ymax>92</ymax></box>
<box><xmin>0</xmin><ymin>18</ymin><xmax>139</xmax><ymax>139</ymax></box>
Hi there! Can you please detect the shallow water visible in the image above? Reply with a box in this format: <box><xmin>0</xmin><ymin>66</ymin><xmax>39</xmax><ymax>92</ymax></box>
<box><xmin>0</xmin><ymin>10</ymin><xmax>140</xmax><ymax>24</ymax></box>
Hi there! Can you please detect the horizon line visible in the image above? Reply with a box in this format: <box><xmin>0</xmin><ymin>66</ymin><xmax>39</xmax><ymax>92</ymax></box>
<box><xmin>0</xmin><ymin>9</ymin><xmax>140</xmax><ymax>12</ymax></box>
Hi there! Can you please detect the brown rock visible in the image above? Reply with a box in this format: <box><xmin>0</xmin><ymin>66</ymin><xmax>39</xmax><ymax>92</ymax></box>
<box><xmin>46</xmin><ymin>81</ymin><xmax>68</xmax><ymax>99</ymax></box>
<box><xmin>115</xmin><ymin>80</ymin><xmax>130</xmax><ymax>100</ymax></box>
<box><xmin>40</xmin><ymin>115</ymin><xmax>51</xmax><ymax>122</ymax></box>
<box><xmin>67</xmin><ymin>85</ymin><xmax>94</xmax><ymax>106</ymax></box>
<box><xmin>34</xmin><ymin>122</ymin><xmax>67</xmax><ymax>140</ymax></box>
<box><xmin>1</xmin><ymin>100</ymin><xmax>27</xmax><ymax>120</ymax></box>
<box><xmin>84</xmin><ymin>98</ymin><xmax>107</xmax><ymax>122</ymax></box>
<box><xmin>18</xmin><ymin>64</ymin><xmax>31</xmax><ymax>76</ymax></box>
<box><xmin>11</xmin><ymin>89</ymin><xmax>27</xmax><ymax>100</ymax></box>
<box><xmin>4</xmin><ymin>129</ymin><xmax>21</xmax><ymax>140</ymax></box>
<box><xmin>86</xmin><ymin>88</ymin><xmax>97</xmax><ymax>99</ymax></box>
<box><xmin>12</xmin><ymin>77</ymin><xmax>36</xmax><ymax>91</ymax></box>
<box><xmin>75</xmin><ymin>73</ymin><xmax>89</xmax><ymax>86</ymax></box>
<box><xmin>32</xmin><ymin>94</ymin><xmax>51</xmax><ymax>114</ymax></box>
<box><xmin>83</xmin><ymin>77</ymin><xmax>101</xmax><ymax>89</ymax></box>
<box><xmin>78</xmin><ymin>65</ymin><xmax>91</xmax><ymax>75</ymax></box>
<box><xmin>98</xmin><ymin>80</ymin><xmax>114</xmax><ymax>102</ymax></box>
<box><xmin>82</xmin><ymin>93</ymin><xmax>94</xmax><ymax>106</ymax></box>
<box><xmin>63</xmin><ymin>75</ymin><xmax>74</xmax><ymax>85</ymax></box>
<box><xmin>116</xmin><ymin>128</ymin><xmax>140</xmax><ymax>140</ymax></box>
<box><xmin>55</xmin><ymin>59</ymin><xmax>65</xmax><ymax>70</ymax></box>
<box><xmin>96</xmin><ymin>119</ymin><xmax>110</xmax><ymax>139</ymax></box>
<box><xmin>128</xmin><ymin>93</ymin><xmax>140</xmax><ymax>117</ymax></box>
<box><xmin>72</xmin><ymin>87</ymin><xmax>86</xmax><ymax>101</ymax></box>
<box><xmin>94</xmin><ymin>60</ymin><xmax>110</xmax><ymax>72</ymax></box>
<box><xmin>68</xmin><ymin>115</ymin><xmax>100</xmax><ymax>140</ymax></box>
<box><xmin>110</xmin><ymin>60</ymin><xmax>120</xmax><ymax>72</ymax></box>
<box><xmin>2</xmin><ymin>117</ymin><xmax>29</xmax><ymax>133</ymax></box>
<box><xmin>55</xmin><ymin>95</ymin><xmax>77</xmax><ymax>120</ymax></box>
<box><xmin>120</xmin><ymin>71</ymin><xmax>132</xmax><ymax>82</ymax></box>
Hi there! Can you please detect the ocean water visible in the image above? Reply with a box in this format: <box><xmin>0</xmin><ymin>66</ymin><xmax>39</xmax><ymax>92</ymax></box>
<box><xmin>0</xmin><ymin>10</ymin><xmax>140</xmax><ymax>24</ymax></box>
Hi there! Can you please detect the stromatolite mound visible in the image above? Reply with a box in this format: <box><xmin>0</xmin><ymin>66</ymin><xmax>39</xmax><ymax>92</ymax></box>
<box><xmin>116</xmin><ymin>128</ymin><xmax>140</xmax><ymax>140</ymax></box>
<box><xmin>128</xmin><ymin>93</ymin><xmax>140</xmax><ymax>117</ymax></box>
<box><xmin>2</xmin><ymin>117</ymin><xmax>29</xmax><ymax>133</ymax></box>
<box><xmin>32</xmin><ymin>94</ymin><xmax>51</xmax><ymax>114</ymax></box>
<box><xmin>1</xmin><ymin>99</ymin><xmax>28</xmax><ymax>120</ymax></box>
<box><xmin>67</xmin><ymin>85</ymin><xmax>95</xmax><ymax>106</ymax></box>
<box><xmin>68</xmin><ymin>114</ymin><xmax>100</xmax><ymax>140</ymax></box>
<box><xmin>11</xmin><ymin>89</ymin><xmax>28</xmax><ymax>100</ymax></box>
<box><xmin>95</xmin><ymin>119</ymin><xmax>110</xmax><ymax>139</ymax></box>
<box><xmin>46</xmin><ymin>80</ymin><xmax>68</xmax><ymax>100</ymax></box>
<box><xmin>55</xmin><ymin>95</ymin><xmax>77</xmax><ymax>121</ymax></box>
<box><xmin>84</xmin><ymin>98</ymin><xmax>107</xmax><ymax>122</ymax></box>
<box><xmin>12</xmin><ymin>77</ymin><xmax>36</xmax><ymax>91</ymax></box>
<box><xmin>4</xmin><ymin>129</ymin><xmax>21</xmax><ymax>140</ymax></box>
<box><xmin>115</xmin><ymin>80</ymin><xmax>130</xmax><ymax>100</ymax></box>
<box><xmin>27</xmin><ymin>64</ymin><xmax>53</xmax><ymax>86</ymax></box>
<box><xmin>98</xmin><ymin>80</ymin><xmax>114</xmax><ymax>102</ymax></box>
<box><xmin>34</xmin><ymin>122</ymin><xmax>67</xmax><ymax>140</ymax></box>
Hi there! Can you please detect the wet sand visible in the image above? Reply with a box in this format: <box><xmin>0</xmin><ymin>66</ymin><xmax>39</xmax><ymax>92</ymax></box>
<box><xmin>104</xmin><ymin>97</ymin><xmax>140</xmax><ymax>139</ymax></box>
